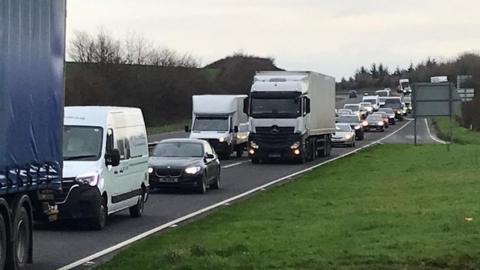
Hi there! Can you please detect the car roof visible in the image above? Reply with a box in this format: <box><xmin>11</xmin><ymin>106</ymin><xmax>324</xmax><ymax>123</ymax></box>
<box><xmin>159</xmin><ymin>138</ymin><xmax>207</xmax><ymax>145</ymax></box>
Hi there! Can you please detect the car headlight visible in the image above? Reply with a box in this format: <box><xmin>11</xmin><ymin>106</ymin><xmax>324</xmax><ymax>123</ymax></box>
<box><xmin>378</xmin><ymin>121</ymin><xmax>384</xmax><ymax>126</ymax></box>
<box><xmin>185</xmin><ymin>166</ymin><xmax>202</xmax><ymax>175</ymax></box>
<box><xmin>218</xmin><ymin>137</ymin><xmax>226</xmax><ymax>143</ymax></box>
<box><xmin>344</xmin><ymin>134</ymin><xmax>352</xmax><ymax>139</ymax></box>
<box><xmin>367</xmin><ymin>108</ymin><xmax>373</xmax><ymax>112</ymax></box>
<box><xmin>389</xmin><ymin>115</ymin><xmax>395</xmax><ymax>118</ymax></box>
<box><xmin>354</xmin><ymin>125</ymin><xmax>361</xmax><ymax>130</ymax></box>
<box><xmin>76</xmin><ymin>173</ymin><xmax>100</xmax><ymax>187</ymax></box>
<box><xmin>362</xmin><ymin>121</ymin><xmax>368</xmax><ymax>126</ymax></box>
<box><xmin>290</xmin><ymin>141</ymin><xmax>301</xmax><ymax>149</ymax></box>
<box><xmin>250</xmin><ymin>141</ymin><xmax>259</xmax><ymax>149</ymax></box>
<box><xmin>148</xmin><ymin>167</ymin><xmax>153</xmax><ymax>174</ymax></box>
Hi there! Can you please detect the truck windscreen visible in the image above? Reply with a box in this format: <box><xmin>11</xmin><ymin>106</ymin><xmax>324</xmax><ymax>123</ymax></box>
<box><xmin>401</xmin><ymin>82</ymin><xmax>410</xmax><ymax>89</ymax></box>
<box><xmin>193</xmin><ymin>117</ymin><xmax>229</xmax><ymax>132</ymax></box>
<box><xmin>250</xmin><ymin>98</ymin><xmax>301</xmax><ymax>118</ymax></box>
<box><xmin>63</xmin><ymin>126</ymin><xmax>103</xmax><ymax>161</ymax></box>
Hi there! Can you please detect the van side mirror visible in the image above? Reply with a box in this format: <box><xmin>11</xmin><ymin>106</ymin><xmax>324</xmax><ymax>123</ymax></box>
<box><xmin>243</xmin><ymin>97</ymin><xmax>250</xmax><ymax>115</ymax></box>
<box><xmin>185</xmin><ymin>125</ymin><xmax>191</xmax><ymax>133</ymax></box>
<box><xmin>305</xmin><ymin>97</ymin><xmax>311</xmax><ymax>114</ymax></box>
<box><xmin>106</xmin><ymin>149</ymin><xmax>121</xmax><ymax>167</ymax></box>
<box><xmin>234</xmin><ymin>126</ymin><xmax>239</xmax><ymax>133</ymax></box>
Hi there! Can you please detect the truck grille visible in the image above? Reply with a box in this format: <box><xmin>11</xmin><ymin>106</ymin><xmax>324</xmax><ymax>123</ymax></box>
<box><xmin>251</xmin><ymin>126</ymin><xmax>297</xmax><ymax>146</ymax></box>
<box><xmin>155</xmin><ymin>168</ymin><xmax>183</xmax><ymax>177</ymax></box>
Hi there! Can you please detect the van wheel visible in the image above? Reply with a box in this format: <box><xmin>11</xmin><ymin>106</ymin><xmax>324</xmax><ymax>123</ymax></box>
<box><xmin>129</xmin><ymin>192</ymin><xmax>145</xmax><ymax>218</ymax></box>
<box><xmin>91</xmin><ymin>199</ymin><xmax>107</xmax><ymax>230</ymax></box>
<box><xmin>0</xmin><ymin>214</ymin><xmax>6</xmax><ymax>270</ymax></box>
<box><xmin>10</xmin><ymin>206</ymin><xmax>30</xmax><ymax>269</ymax></box>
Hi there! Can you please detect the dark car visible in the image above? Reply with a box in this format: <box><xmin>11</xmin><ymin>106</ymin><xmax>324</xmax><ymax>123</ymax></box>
<box><xmin>348</xmin><ymin>90</ymin><xmax>357</xmax><ymax>98</ymax></box>
<box><xmin>336</xmin><ymin>114</ymin><xmax>365</xmax><ymax>140</ymax></box>
<box><xmin>372</xmin><ymin>112</ymin><xmax>389</xmax><ymax>128</ymax></box>
<box><xmin>378</xmin><ymin>108</ymin><xmax>396</xmax><ymax>125</ymax></box>
<box><xmin>383</xmin><ymin>97</ymin><xmax>404</xmax><ymax>120</ymax></box>
<box><xmin>149</xmin><ymin>139</ymin><xmax>221</xmax><ymax>193</ymax></box>
<box><xmin>364</xmin><ymin>114</ymin><xmax>385</xmax><ymax>132</ymax></box>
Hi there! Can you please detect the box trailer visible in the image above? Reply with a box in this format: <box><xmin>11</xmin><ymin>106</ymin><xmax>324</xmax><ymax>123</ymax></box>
<box><xmin>246</xmin><ymin>71</ymin><xmax>336</xmax><ymax>163</ymax></box>
<box><xmin>0</xmin><ymin>0</ymin><xmax>65</xmax><ymax>268</ymax></box>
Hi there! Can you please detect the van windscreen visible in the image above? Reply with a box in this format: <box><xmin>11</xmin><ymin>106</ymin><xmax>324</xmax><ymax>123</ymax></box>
<box><xmin>63</xmin><ymin>126</ymin><xmax>103</xmax><ymax>161</ymax></box>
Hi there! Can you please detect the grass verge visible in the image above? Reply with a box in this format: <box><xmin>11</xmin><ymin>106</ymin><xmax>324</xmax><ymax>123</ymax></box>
<box><xmin>147</xmin><ymin>120</ymin><xmax>190</xmax><ymax>136</ymax></box>
<box><xmin>434</xmin><ymin>117</ymin><xmax>480</xmax><ymax>144</ymax></box>
<box><xmin>101</xmin><ymin>144</ymin><xmax>480</xmax><ymax>270</ymax></box>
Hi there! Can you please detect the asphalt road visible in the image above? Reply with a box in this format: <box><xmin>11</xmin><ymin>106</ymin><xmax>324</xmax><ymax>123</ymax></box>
<box><xmin>29</xmin><ymin>96</ymin><xmax>436</xmax><ymax>270</ymax></box>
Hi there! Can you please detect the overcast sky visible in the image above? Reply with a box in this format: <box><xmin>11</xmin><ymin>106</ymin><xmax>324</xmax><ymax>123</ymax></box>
<box><xmin>67</xmin><ymin>0</ymin><xmax>480</xmax><ymax>79</ymax></box>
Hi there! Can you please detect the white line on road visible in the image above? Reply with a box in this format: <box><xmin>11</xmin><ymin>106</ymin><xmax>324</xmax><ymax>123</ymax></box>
<box><xmin>221</xmin><ymin>161</ymin><xmax>247</xmax><ymax>169</ymax></box>
<box><xmin>424</xmin><ymin>118</ymin><xmax>447</xmax><ymax>144</ymax></box>
<box><xmin>58</xmin><ymin>120</ymin><xmax>412</xmax><ymax>270</ymax></box>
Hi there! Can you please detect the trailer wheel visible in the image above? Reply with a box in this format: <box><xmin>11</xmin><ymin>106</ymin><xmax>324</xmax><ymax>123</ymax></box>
<box><xmin>0</xmin><ymin>214</ymin><xmax>7</xmax><ymax>270</ymax></box>
<box><xmin>11</xmin><ymin>206</ymin><xmax>30</xmax><ymax>269</ymax></box>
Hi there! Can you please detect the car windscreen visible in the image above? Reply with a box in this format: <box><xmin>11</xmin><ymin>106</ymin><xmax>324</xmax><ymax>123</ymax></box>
<box><xmin>63</xmin><ymin>126</ymin><xmax>103</xmax><ymax>161</ymax></box>
<box><xmin>335</xmin><ymin>125</ymin><xmax>350</xmax><ymax>132</ymax></box>
<box><xmin>250</xmin><ymin>97</ymin><xmax>301</xmax><ymax>118</ymax></box>
<box><xmin>153</xmin><ymin>142</ymin><xmax>204</xmax><ymax>157</ymax></box>
<box><xmin>384</xmin><ymin>98</ymin><xmax>402</xmax><ymax>108</ymax></box>
<box><xmin>193</xmin><ymin>117</ymin><xmax>229</xmax><ymax>132</ymax></box>
<box><xmin>367</xmin><ymin>115</ymin><xmax>383</xmax><ymax>121</ymax></box>
<box><xmin>337</xmin><ymin>116</ymin><xmax>359</xmax><ymax>123</ymax></box>
<box><xmin>344</xmin><ymin>105</ymin><xmax>359</xmax><ymax>111</ymax></box>
<box><xmin>379</xmin><ymin>108</ymin><xmax>394</xmax><ymax>113</ymax></box>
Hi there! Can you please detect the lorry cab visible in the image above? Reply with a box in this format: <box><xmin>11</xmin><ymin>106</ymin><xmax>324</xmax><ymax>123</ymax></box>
<box><xmin>59</xmin><ymin>106</ymin><xmax>149</xmax><ymax>229</ymax></box>
<box><xmin>399</xmin><ymin>79</ymin><xmax>412</xmax><ymax>94</ymax></box>
<box><xmin>188</xmin><ymin>95</ymin><xmax>248</xmax><ymax>159</ymax></box>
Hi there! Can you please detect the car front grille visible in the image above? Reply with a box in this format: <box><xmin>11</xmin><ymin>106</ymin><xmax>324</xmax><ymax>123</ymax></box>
<box><xmin>155</xmin><ymin>168</ymin><xmax>183</xmax><ymax>177</ymax></box>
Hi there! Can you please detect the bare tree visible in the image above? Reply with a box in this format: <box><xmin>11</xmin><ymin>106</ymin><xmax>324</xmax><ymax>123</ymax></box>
<box><xmin>124</xmin><ymin>33</ymin><xmax>154</xmax><ymax>65</ymax></box>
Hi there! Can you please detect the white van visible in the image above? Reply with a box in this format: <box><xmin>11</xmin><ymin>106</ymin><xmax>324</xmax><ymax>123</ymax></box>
<box><xmin>58</xmin><ymin>106</ymin><xmax>149</xmax><ymax>229</ymax></box>
<box><xmin>362</xmin><ymin>95</ymin><xmax>380</xmax><ymax>111</ymax></box>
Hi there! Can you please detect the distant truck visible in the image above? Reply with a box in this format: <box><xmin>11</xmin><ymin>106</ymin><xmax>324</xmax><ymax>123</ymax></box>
<box><xmin>246</xmin><ymin>71</ymin><xmax>336</xmax><ymax>163</ymax></box>
<box><xmin>398</xmin><ymin>79</ymin><xmax>412</xmax><ymax>94</ymax></box>
<box><xmin>0</xmin><ymin>0</ymin><xmax>65</xmax><ymax>268</ymax></box>
<box><xmin>188</xmin><ymin>95</ymin><xmax>249</xmax><ymax>159</ymax></box>
<box><xmin>431</xmin><ymin>76</ymin><xmax>448</xmax><ymax>83</ymax></box>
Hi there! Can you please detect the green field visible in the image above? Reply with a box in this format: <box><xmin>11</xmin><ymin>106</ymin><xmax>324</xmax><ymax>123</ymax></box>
<box><xmin>100</xmin><ymin>144</ymin><xmax>480</xmax><ymax>269</ymax></box>
<box><xmin>146</xmin><ymin>120</ymin><xmax>190</xmax><ymax>135</ymax></box>
<box><xmin>434</xmin><ymin>117</ymin><xmax>480</xmax><ymax>145</ymax></box>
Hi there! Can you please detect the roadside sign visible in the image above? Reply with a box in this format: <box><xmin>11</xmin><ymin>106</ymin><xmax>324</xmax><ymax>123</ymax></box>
<box><xmin>457</xmin><ymin>88</ymin><xmax>475</xmax><ymax>102</ymax></box>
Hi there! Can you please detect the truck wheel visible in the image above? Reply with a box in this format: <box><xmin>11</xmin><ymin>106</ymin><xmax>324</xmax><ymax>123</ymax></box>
<box><xmin>0</xmin><ymin>214</ymin><xmax>7</xmax><ymax>270</ymax></box>
<box><xmin>91</xmin><ymin>198</ymin><xmax>107</xmax><ymax>230</ymax></box>
<box><xmin>129</xmin><ymin>192</ymin><xmax>145</xmax><ymax>218</ymax></box>
<box><xmin>10</xmin><ymin>206</ymin><xmax>30</xmax><ymax>269</ymax></box>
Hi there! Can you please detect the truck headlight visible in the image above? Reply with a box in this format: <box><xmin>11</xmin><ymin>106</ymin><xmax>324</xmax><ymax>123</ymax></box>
<box><xmin>218</xmin><ymin>137</ymin><xmax>226</xmax><ymax>143</ymax></box>
<box><xmin>409</xmin><ymin>106</ymin><xmax>413</xmax><ymax>110</ymax></box>
<box><xmin>148</xmin><ymin>167</ymin><xmax>153</xmax><ymax>174</ymax></box>
<box><xmin>76</xmin><ymin>173</ymin><xmax>100</xmax><ymax>187</ymax></box>
<box><xmin>185</xmin><ymin>166</ymin><xmax>202</xmax><ymax>175</ymax></box>
<box><xmin>250</xmin><ymin>141</ymin><xmax>259</xmax><ymax>149</ymax></box>
<box><xmin>290</xmin><ymin>141</ymin><xmax>301</xmax><ymax>149</ymax></box>
<box><xmin>362</xmin><ymin>121</ymin><xmax>368</xmax><ymax>126</ymax></box>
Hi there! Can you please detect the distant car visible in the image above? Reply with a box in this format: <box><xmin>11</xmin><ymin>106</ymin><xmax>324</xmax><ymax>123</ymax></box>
<box><xmin>332</xmin><ymin>123</ymin><xmax>356</xmax><ymax>147</ymax></box>
<box><xmin>359</xmin><ymin>102</ymin><xmax>374</xmax><ymax>114</ymax></box>
<box><xmin>149</xmin><ymin>139</ymin><xmax>221</xmax><ymax>193</ymax></box>
<box><xmin>336</xmin><ymin>114</ymin><xmax>365</xmax><ymax>140</ymax></box>
<box><xmin>378</xmin><ymin>108</ymin><xmax>396</xmax><ymax>125</ymax></box>
<box><xmin>337</xmin><ymin>108</ymin><xmax>353</xmax><ymax>116</ymax></box>
<box><xmin>383</xmin><ymin>97</ymin><xmax>404</xmax><ymax>120</ymax></box>
<box><xmin>363</xmin><ymin>92</ymin><xmax>369</xmax><ymax>96</ymax></box>
<box><xmin>372</xmin><ymin>112</ymin><xmax>389</xmax><ymax>128</ymax></box>
<box><xmin>364</xmin><ymin>114</ymin><xmax>385</xmax><ymax>132</ymax></box>
<box><xmin>348</xmin><ymin>90</ymin><xmax>357</xmax><ymax>98</ymax></box>
<box><xmin>344</xmin><ymin>104</ymin><xmax>367</xmax><ymax>119</ymax></box>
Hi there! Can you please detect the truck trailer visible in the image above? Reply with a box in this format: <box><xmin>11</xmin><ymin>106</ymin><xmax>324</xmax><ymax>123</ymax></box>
<box><xmin>188</xmin><ymin>95</ymin><xmax>249</xmax><ymax>159</ymax></box>
<box><xmin>246</xmin><ymin>71</ymin><xmax>336</xmax><ymax>163</ymax></box>
<box><xmin>0</xmin><ymin>0</ymin><xmax>65</xmax><ymax>268</ymax></box>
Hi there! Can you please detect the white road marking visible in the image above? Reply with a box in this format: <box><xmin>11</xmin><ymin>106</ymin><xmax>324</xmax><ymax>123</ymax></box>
<box><xmin>221</xmin><ymin>161</ymin><xmax>247</xmax><ymax>169</ymax></box>
<box><xmin>424</xmin><ymin>118</ymin><xmax>448</xmax><ymax>144</ymax></box>
<box><xmin>58</xmin><ymin>120</ymin><xmax>412</xmax><ymax>270</ymax></box>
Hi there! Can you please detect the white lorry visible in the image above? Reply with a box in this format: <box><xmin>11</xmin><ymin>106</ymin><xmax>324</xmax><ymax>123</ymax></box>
<box><xmin>188</xmin><ymin>95</ymin><xmax>249</xmax><ymax>159</ymax></box>
<box><xmin>398</xmin><ymin>79</ymin><xmax>412</xmax><ymax>94</ymax></box>
<box><xmin>246</xmin><ymin>71</ymin><xmax>336</xmax><ymax>163</ymax></box>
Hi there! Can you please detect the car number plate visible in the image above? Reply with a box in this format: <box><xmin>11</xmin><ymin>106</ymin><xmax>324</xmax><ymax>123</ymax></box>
<box><xmin>268</xmin><ymin>153</ymin><xmax>281</xmax><ymax>158</ymax></box>
<box><xmin>159</xmin><ymin>177</ymin><xmax>178</xmax><ymax>183</ymax></box>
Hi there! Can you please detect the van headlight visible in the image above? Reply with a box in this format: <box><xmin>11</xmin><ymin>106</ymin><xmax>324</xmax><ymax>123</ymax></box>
<box><xmin>378</xmin><ymin>121</ymin><xmax>384</xmax><ymax>126</ymax></box>
<box><xmin>218</xmin><ymin>137</ymin><xmax>226</xmax><ymax>143</ymax></box>
<box><xmin>362</xmin><ymin>121</ymin><xmax>368</xmax><ymax>126</ymax></box>
<box><xmin>344</xmin><ymin>134</ymin><xmax>352</xmax><ymax>139</ymax></box>
<box><xmin>185</xmin><ymin>166</ymin><xmax>202</xmax><ymax>175</ymax></box>
<box><xmin>148</xmin><ymin>167</ymin><xmax>153</xmax><ymax>174</ymax></box>
<box><xmin>290</xmin><ymin>141</ymin><xmax>301</xmax><ymax>149</ymax></box>
<box><xmin>354</xmin><ymin>125</ymin><xmax>361</xmax><ymax>130</ymax></box>
<box><xmin>76</xmin><ymin>173</ymin><xmax>100</xmax><ymax>187</ymax></box>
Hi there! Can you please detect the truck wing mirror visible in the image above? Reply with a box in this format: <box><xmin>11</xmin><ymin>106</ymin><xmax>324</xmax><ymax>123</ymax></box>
<box><xmin>185</xmin><ymin>125</ymin><xmax>191</xmax><ymax>133</ymax></box>
<box><xmin>305</xmin><ymin>97</ymin><xmax>311</xmax><ymax>114</ymax></box>
<box><xmin>243</xmin><ymin>97</ymin><xmax>249</xmax><ymax>115</ymax></box>
<box><xmin>106</xmin><ymin>149</ymin><xmax>121</xmax><ymax>167</ymax></box>
<box><xmin>234</xmin><ymin>126</ymin><xmax>239</xmax><ymax>133</ymax></box>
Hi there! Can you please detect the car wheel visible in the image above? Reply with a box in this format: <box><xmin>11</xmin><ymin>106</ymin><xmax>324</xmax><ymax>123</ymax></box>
<box><xmin>129</xmin><ymin>191</ymin><xmax>145</xmax><ymax>218</ymax></box>
<box><xmin>91</xmin><ymin>198</ymin><xmax>107</xmax><ymax>230</ymax></box>
<box><xmin>196</xmin><ymin>174</ymin><xmax>207</xmax><ymax>194</ymax></box>
<box><xmin>211</xmin><ymin>174</ymin><xmax>221</xmax><ymax>190</ymax></box>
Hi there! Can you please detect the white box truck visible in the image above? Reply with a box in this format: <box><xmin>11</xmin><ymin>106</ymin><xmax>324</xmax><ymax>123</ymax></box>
<box><xmin>246</xmin><ymin>71</ymin><xmax>336</xmax><ymax>163</ymax></box>
<box><xmin>398</xmin><ymin>79</ymin><xmax>412</xmax><ymax>94</ymax></box>
<box><xmin>188</xmin><ymin>95</ymin><xmax>249</xmax><ymax>159</ymax></box>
